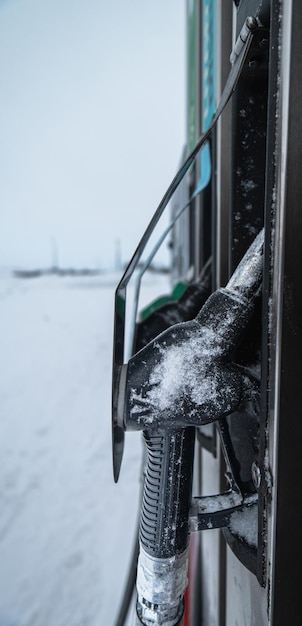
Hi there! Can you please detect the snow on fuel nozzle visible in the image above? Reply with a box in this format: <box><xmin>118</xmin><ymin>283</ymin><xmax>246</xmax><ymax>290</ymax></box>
<box><xmin>114</xmin><ymin>229</ymin><xmax>263</xmax><ymax>626</ymax></box>
<box><xmin>117</xmin><ymin>228</ymin><xmax>264</xmax><ymax>435</ymax></box>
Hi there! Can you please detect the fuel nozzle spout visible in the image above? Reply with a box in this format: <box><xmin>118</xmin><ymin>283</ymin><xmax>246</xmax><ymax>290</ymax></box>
<box><xmin>226</xmin><ymin>227</ymin><xmax>264</xmax><ymax>301</ymax></box>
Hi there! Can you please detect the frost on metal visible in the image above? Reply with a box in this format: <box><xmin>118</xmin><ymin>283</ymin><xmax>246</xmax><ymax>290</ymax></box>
<box><xmin>147</xmin><ymin>328</ymin><xmax>238</xmax><ymax>415</ymax></box>
<box><xmin>227</xmin><ymin>228</ymin><xmax>264</xmax><ymax>300</ymax></box>
<box><xmin>128</xmin><ymin>320</ymin><xmax>243</xmax><ymax>428</ymax></box>
<box><xmin>229</xmin><ymin>504</ymin><xmax>258</xmax><ymax>547</ymax></box>
<box><xmin>127</xmin><ymin>294</ymin><xmax>253</xmax><ymax>429</ymax></box>
<box><xmin>195</xmin><ymin>491</ymin><xmax>242</xmax><ymax>515</ymax></box>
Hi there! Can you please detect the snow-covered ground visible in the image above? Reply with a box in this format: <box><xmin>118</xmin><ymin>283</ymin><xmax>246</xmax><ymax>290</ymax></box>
<box><xmin>0</xmin><ymin>270</ymin><xmax>169</xmax><ymax>626</ymax></box>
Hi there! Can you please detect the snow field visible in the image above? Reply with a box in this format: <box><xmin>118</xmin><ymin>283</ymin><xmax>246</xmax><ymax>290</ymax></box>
<box><xmin>0</xmin><ymin>271</ymin><xmax>168</xmax><ymax>625</ymax></box>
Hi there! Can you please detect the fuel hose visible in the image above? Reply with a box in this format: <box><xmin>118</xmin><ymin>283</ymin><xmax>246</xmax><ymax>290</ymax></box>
<box><xmin>135</xmin><ymin>428</ymin><xmax>195</xmax><ymax>625</ymax></box>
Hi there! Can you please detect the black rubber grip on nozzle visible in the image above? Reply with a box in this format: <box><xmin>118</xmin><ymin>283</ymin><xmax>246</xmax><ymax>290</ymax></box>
<box><xmin>140</xmin><ymin>427</ymin><xmax>195</xmax><ymax>559</ymax></box>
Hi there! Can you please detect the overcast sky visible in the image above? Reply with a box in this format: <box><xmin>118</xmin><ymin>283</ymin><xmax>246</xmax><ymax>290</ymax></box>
<box><xmin>0</xmin><ymin>0</ymin><xmax>185</xmax><ymax>269</ymax></box>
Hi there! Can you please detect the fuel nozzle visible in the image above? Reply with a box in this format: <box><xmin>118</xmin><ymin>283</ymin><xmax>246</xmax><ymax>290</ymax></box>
<box><xmin>118</xmin><ymin>229</ymin><xmax>264</xmax><ymax>435</ymax></box>
<box><xmin>115</xmin><ymin>229</ymin><xmax>264</xmax><ymax>626</ymax></box>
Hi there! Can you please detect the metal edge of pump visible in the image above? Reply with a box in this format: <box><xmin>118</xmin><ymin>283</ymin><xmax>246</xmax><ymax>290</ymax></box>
<box><xmin>265</xmin><ymin>1</ymin><xmax>302</xmax><ymax>624</ymax></box>
<box><xmin>185</xmin><ymin>2</ymin><xmax>267</xmax><ymax>623</ymax></box>
<box><xmin>231</xmin><ymin>0</ymin><xmax>301</xmax><ymax>595</ymax></box>
<box><xmin>224</xmin><ymin>1</ymin><xmax>302</xmax><ymax>624</ymax></box>
<box><xmin>183</xmin><ymin>0</ymin><xmax>299</xmax><ymax>625</ymax></box>
<box><xmin>222</xmin><ymin>0</ymin><xmax>271</xmax><ymax>581</ymax></box>
<box><xmin>195</xmin><ymin>1</ymin><xmax>302</xmax><ymax>625</ymax></box>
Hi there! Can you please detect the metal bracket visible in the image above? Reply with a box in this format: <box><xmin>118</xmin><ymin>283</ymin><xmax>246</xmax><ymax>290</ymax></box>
<box><xmin>190</xmin><ymin>491</ymin><xmax>258</xmax><ymax>531</ymax></box>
